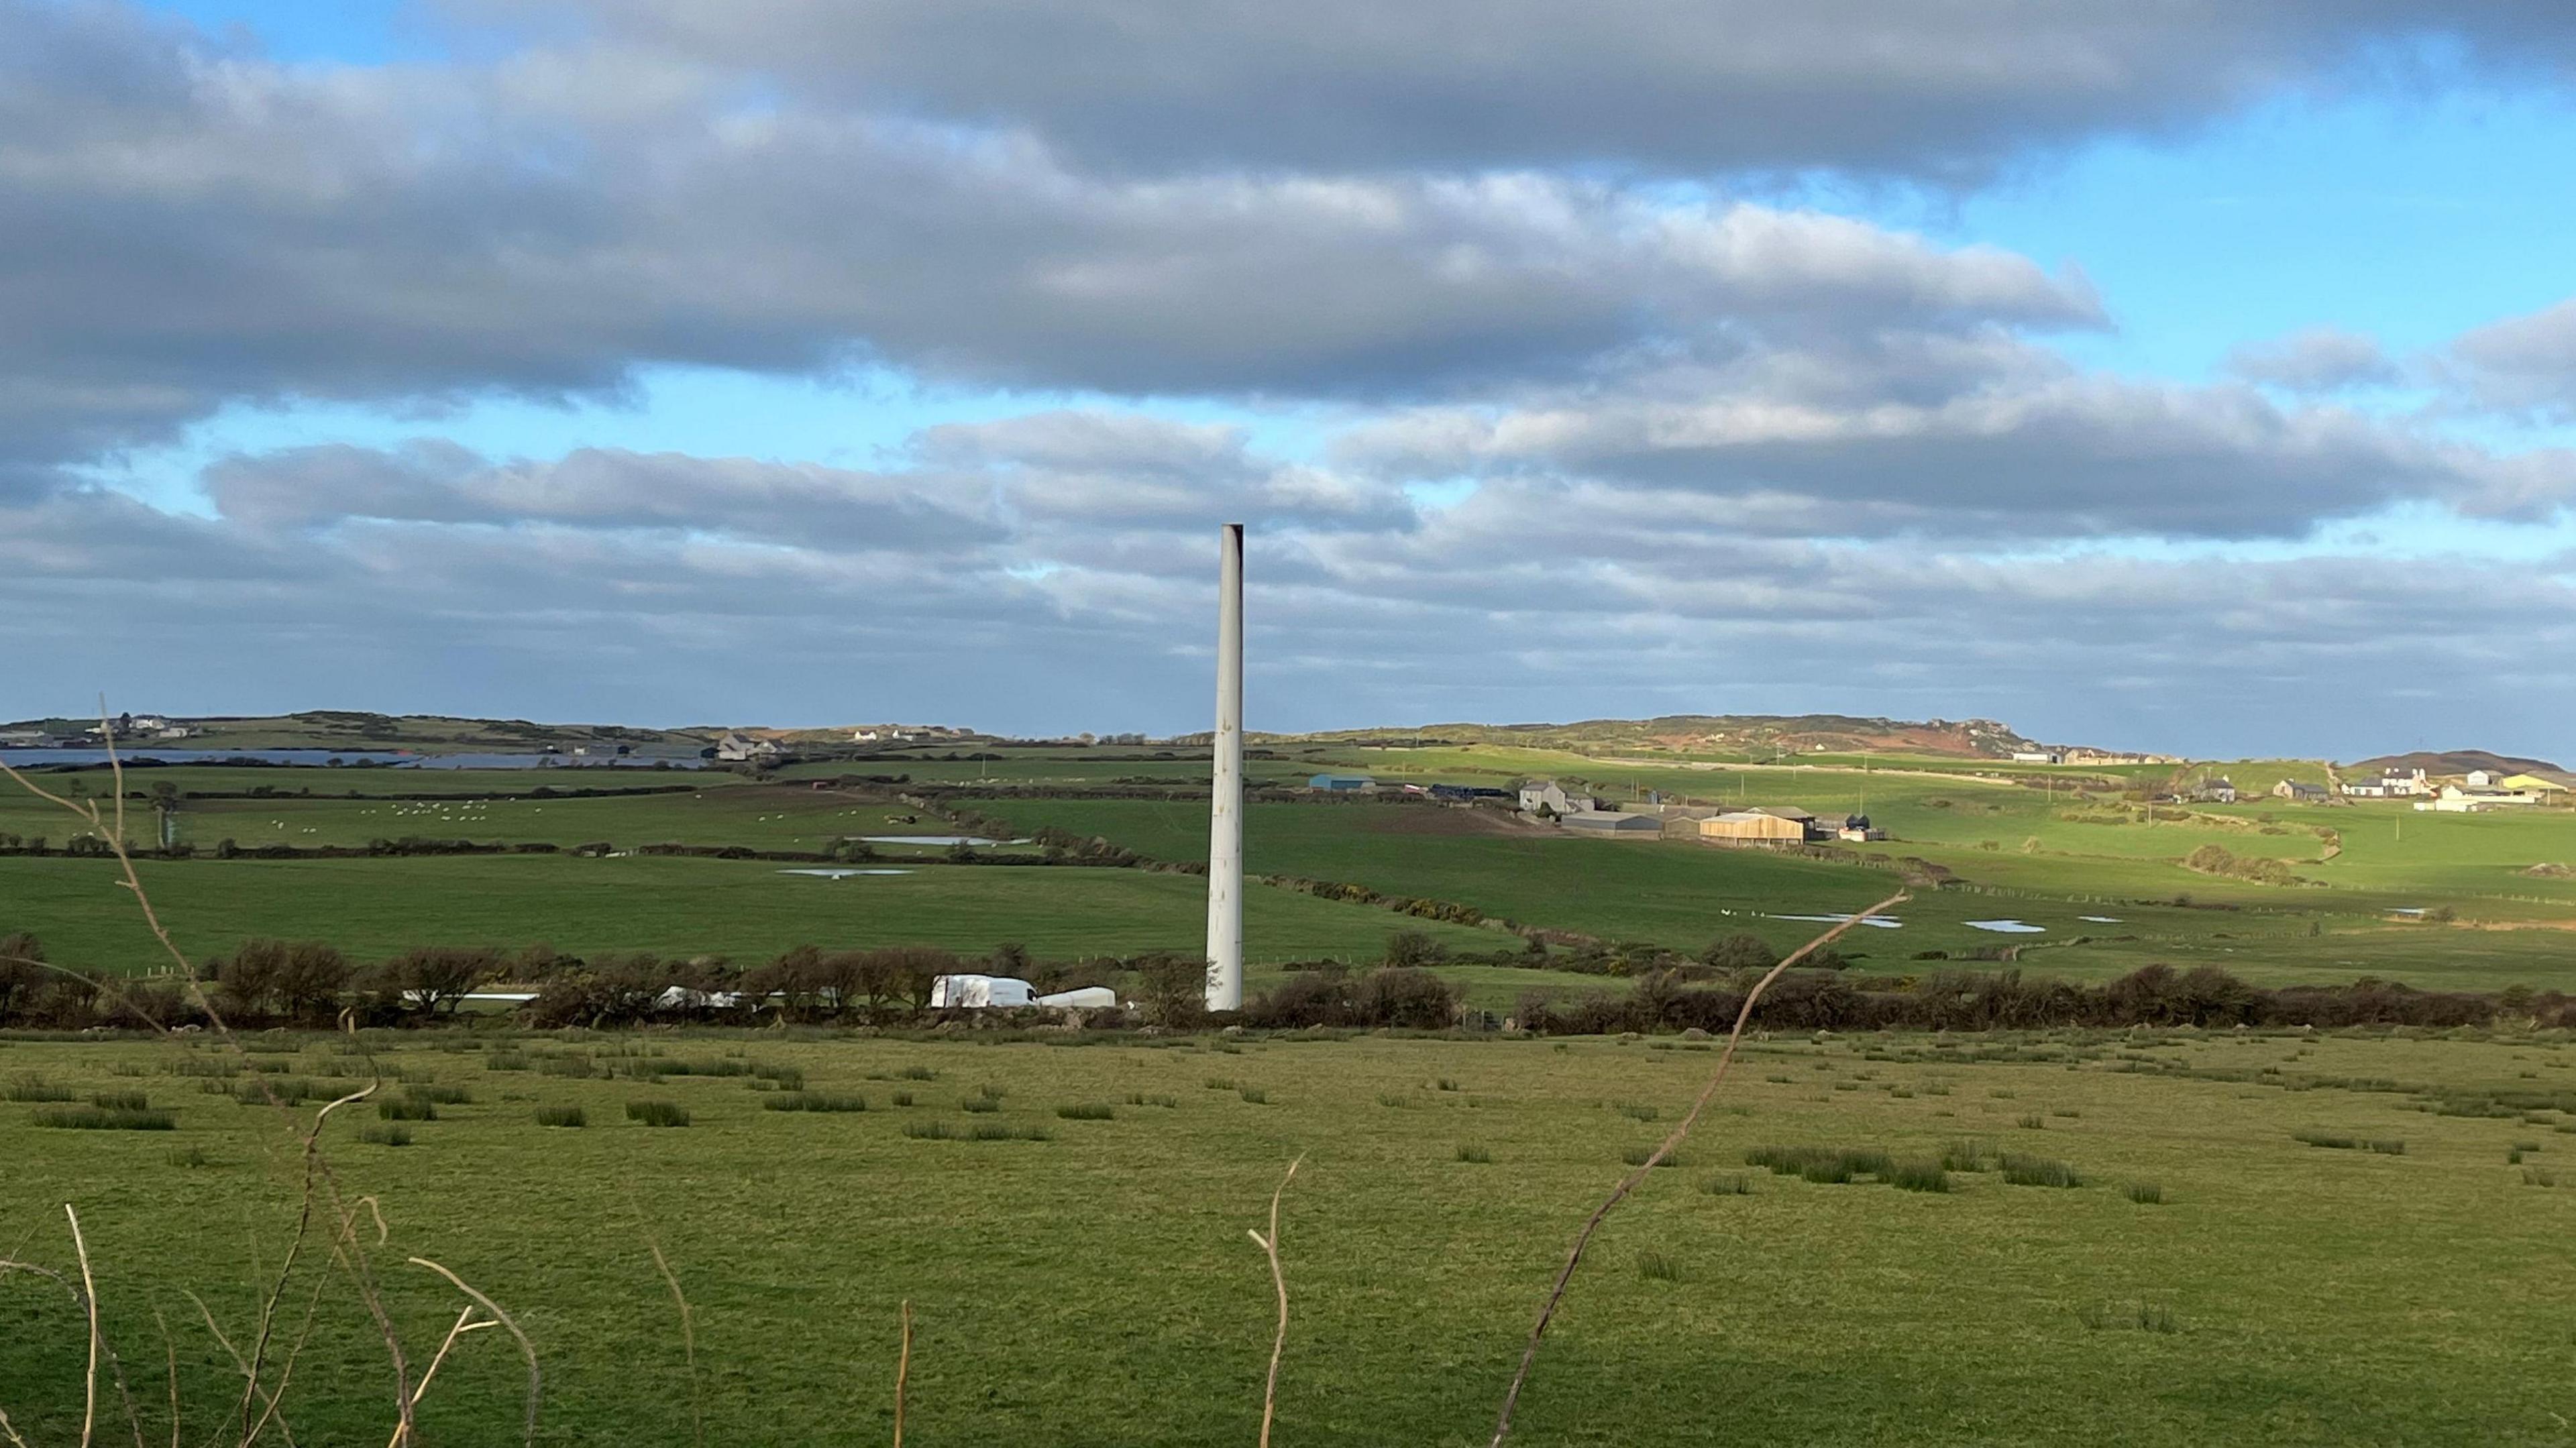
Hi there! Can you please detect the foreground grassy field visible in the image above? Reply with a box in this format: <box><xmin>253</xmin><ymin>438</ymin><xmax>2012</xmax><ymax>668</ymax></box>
<box><xmin>3</xmin><ymin>1027</ymin><xmax>2573</xmax><ymax>1445</ymax></box>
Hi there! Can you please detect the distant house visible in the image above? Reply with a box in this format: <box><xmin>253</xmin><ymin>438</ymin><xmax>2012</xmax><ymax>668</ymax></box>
<box><xmin>714</xmin><ymin>732</ymin><xmax>782</xmax><ymax>762</ymax></box>
<box><xmin>1699</xmin><ymin>811</ymin><xmax>1809</xmax><ymax>844</ymax></box>
<box><xmin>2010</xmin><ymin>750</ymin><xmax>2064</xmax><ymax>764</ymax></box>
<box><xmin>1428</xmin><ymin>783</ymin><xmax>1513</xmax><ymax>802</ymax></box>
<box><xmin>2271</xmin><ymin>779</ymin><xmax>2329</xmax><ymax>803</ymax></box>
<box><xmin>1837</xmin><ymin>813</ymin><xmax>1885</xmax><ymax>842</ymax></box>
<box><xmin>1519</xmin><ymin>781</ymin><xmax>1601</xmax><ymax>816</ymax></box>
<box><xmin>1560</xmin><ymin>810</ymin><xmax>1660</xmax><ymax>834</ymax></box>
<box><xmin>2196</xmin><ymin>777</ymin><xmax>2237</xmax><ymax>804</ymax></box>
<box><xmin>1308</xmin><ymin>773</ymin><xmax>1375</xmax><ymax>792</ymax></box>
<box><xmin>2342</xmin><ymin>767</ymin><xmax>2428</xmax><ymax>799</ymax></box>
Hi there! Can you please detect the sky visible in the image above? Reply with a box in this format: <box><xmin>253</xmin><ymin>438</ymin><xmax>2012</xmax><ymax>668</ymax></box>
<box><xmin>7</xmin><ymin>3</ymin><xmax>2576</xmax><ymax>759</ymax></box>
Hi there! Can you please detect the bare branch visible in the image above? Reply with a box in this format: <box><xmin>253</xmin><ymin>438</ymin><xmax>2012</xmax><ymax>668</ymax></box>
<box><xmin>407</xmin><ymin>1259</ymin><xmax>540</xmax><ymax>1447</ymax></box>
<box><xmin>1487</xmin><ymin>891</ymin><xmax>1911</xmax><ymax>1447</ymax></box>
<box><xmin>1246</xmin><ymin>1155</ymin><xmax>1303</xmax><ymax>1448</ymax></box>
<box><xmin>70</xmin><ymin>1205</ymin><xmax>101</xmax><ymax>1448</ymax></box>
<box><xmin>893</xmin><ymin>1300</ymin><xmax>912</xmax><ymax>1448</ymax></box>
<box><xmin>640</xmin><ymin>1232</ymin><xmax>702</xmax><ymax>1448</ymax></box>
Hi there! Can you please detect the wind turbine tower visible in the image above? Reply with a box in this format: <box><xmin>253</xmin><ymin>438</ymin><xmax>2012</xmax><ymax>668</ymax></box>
<box><xmin>1205</xmin><ymin>523</ymin><xmax>1246</xmax><ymax>1011</ymax></box>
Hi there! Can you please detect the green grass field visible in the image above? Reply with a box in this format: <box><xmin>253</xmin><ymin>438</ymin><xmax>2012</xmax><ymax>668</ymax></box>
<box><xmin>3</xmin><ymin>1027</ymin><xmax>2573</xmax><ymax>1446</ymax></box>
<box><xmin>15</xmin><ymin>749</ymin><xmax>2576</xmax><ymax>995</ymax></box>
<box><xmin>1</xmin><ymin>855</ymin><xmax>1495</xmax><ymax>970</ymax></box>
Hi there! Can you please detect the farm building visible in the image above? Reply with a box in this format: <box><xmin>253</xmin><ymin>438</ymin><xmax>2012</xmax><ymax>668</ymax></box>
<box><xmin>1428</xmin><ymin>783</ymin><xmax>1513</xmax><ymax>801</ymax></box>
<box><xmin>1837</xmin><ymin>814</ymin><xmax>1885</xmax><ymax>842</ymax></box>
<box><xmin>1560</xmin><ymin>810</ymin><xmax>1660</xmax><ymax>834</ymax></box>
<box><xmin>2271</xmin><ymin>780</ymin><xmax>2329</xmax><ymax>803</ymax></box>
<box><xmin>2498</xmin><ymin>773</ymin><xmax>2569</xmax><ymax>795</ymax></box>
<box><xmin>1519</xmin><ymin>780</ymin><xmax>1601</xmax><ymax>816</ymax></box>
<box><xmin>1308</xmin><ymin>773</ymin><xmax>1376</xmax><ymax>792</ymax></box>
<box><xmin>2194</xmin><ymin>777</ymin><xmax>2238</xmax><ymax>803</ymax></box>
<box><xmin>1699</xmin><ymin>811</ymin><xmax>1809</xmax><ymax>843</ymax></box>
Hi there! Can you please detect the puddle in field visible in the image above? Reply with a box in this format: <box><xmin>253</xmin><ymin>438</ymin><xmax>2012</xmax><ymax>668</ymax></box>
<box><xmin>853</xmin><ymin>835</ymin><xmax>1025</xmax><ymax>847</ymax></box>
<box><xmin>2079</xmin><ymin>915</ymin><xmax>2123</xmax><ymax>924</ymax></box>
<box><xmin>1965</xmin><ymin>919</ymin><xmax>2047</xmax><ymax>934</ymax></box>
<box><xmin>1766</xmin><ymin>913</ymin><xmax>1904</xmax><ymax>928</ymax></box>
<box><xmin>778</xmin><ymin>868</ymin><xmax>917</xmax><ymax>878</ymax></box>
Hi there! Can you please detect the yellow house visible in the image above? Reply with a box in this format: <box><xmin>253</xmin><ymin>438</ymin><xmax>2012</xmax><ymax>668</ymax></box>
<box><xmin>2498</xmin><ymin>773</ymin><xmax>2569</xmax><ymax>794</ymax></box>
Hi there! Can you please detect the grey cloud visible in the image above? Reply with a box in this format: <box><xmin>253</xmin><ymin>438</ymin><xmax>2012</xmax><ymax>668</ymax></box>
<box><xmin>11</xmin><ymin>435</ymin><xmax>2576</xmax><ymax>757</ymax></box>
<box><xmin>2451</xmin><ymin>298</ymin><xmax>2576</xmax><ymax>420</ymax></box>
<box><xmin>201</xmin><ymin>441</ymin><xmax>1003</xmax><ymax>552</ymax></box>
<box><xmin>2226</xmin><ymin>327</ymin><xmax>2401</xmax><ymax>392</ymax></box>
<box><xmin>0</xmin><ymin>1</ymin><xmax>2095</xmax><ymax>494</ymax></box>
<box><xmin>1339</xmin><ymin>351</ymin><xmax>2576</xmax><ymax>539</ymax></box>
<box><xmin>483</xmin><ymin>0</ymin><xmax>2576</xmax><ymax>180</ymax></box>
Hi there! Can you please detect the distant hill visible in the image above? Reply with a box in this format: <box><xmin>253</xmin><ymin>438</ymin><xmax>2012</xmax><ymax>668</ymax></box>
<box><xmin>1294</xmin><ymin>714</ymin><xmax>2069</xmax><ymax>760</ymax></box>
<box><xmin>2351</xmin><ymin>748</ymin><xmax>2569</xmax><ymax>780</ymax></box>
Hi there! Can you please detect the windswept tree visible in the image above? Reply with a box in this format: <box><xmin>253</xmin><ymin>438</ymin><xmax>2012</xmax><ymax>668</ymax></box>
<box><xmin>0</xmin><ymin>931</ymin><xmax>44</xmax><ymax>1025</ymax></box>
<box><xmin>380</xmin><ymin>946</ymin><xmax>499</xmax><ymax>1015</ymax></box>
<box><xmin>1701</xmin><ymin>932</ymin><xmax>1780</xmax><ymax>972</ymax></box>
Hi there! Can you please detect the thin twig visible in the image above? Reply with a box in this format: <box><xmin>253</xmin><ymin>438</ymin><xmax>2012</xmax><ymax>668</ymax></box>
<box><xmin>154</xmin><ymin>1308</ymin><xmax>178</xmax><ymax>1448</ymax></box>
<box><xmin>407</xmin><ymin>1258</ymin><xmax>541</xmax><ymax>1447</ymax></box>
<box><xmin>70</xmin><ymin>1205</ymin><xmax>101</xmax><ymax>1448</ymax></box>
<box><xmin>381</xmin><ymin>1307</ymin><xmax>492</xmax><ymax>1448</ymax></box>
<box><xmin>1486</xmin><ymin>890</ymin><xmax>1911</xmax><ymax>1447</ymax></box>
<box><xmin>640</xmin><ymin>1231</ymin><xmax>702</xmax><ymax>1448</ymax></box>
<box><xmin>893</xmin><ymin>1300</ymin><xmax>911</xmax><ymax>1448</ymax></box>
<box><xmin>1246</xmin><ymin>1155</ymin><xmax>1303</xmax><ymax>1448</ymax></box>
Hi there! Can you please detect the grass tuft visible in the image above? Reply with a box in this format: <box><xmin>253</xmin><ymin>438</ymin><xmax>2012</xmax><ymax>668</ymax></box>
<box><xmin>535</xmin><ymin>1104</ymin><xmax>587</xmax><ymax>1127</ymax></box>
<box><xmin>1620</xmin><ymin>1146</ymin><xmax>1681</xmax><ymax>1168</ymax></box>
<box><xmin>765</xmin><ymin>1092</ymin><xmax>870</xmax><ymax>1113</ymax></box>
<box><xmin>1699</xmin><ymin>1172</ymin><xmax>1753</xmax><ymax>1195</ymax></box>
<box><xmin>1998</xmin><ymin>1154</ymin><xmax>2082</xmax><ymax>1188</ymax></box>
<box><xmin>36</xmin><ymin>1105</ymin><xmax>176</xmax><ymax>1131</ymax></box>
<box><xmin>1055</xmin><ymin>1102</ymin><xmax>1116</xmax><ymax>1121</ymax></box>
<box><xmin>1887</xmin><ymin>1160</ymin><xmax>1951</xmax><ymax>1193</ymax></box>
<box><xmin>165</xmin><ymin>1144</ymin><xmax>211</xmax><ymax>1167</ymax></box>
<box><xmin>1238</xmin><ymin>1087</ymin><xmax>1271</xmax><ymax>1105</ymax></box>
<box><xmin>627</xmin><ymin>1100</ymin><xmax>691</xmax><ymax>1127</ymax></box>
<box><xmin>1635</xmin><ymin>1251</ymin><xmax>1682</xmax><ymax>1282</ymax></box>
<box><xmin>2125</xmin><ymin>1180</ymin><xmax>2165</xmax><ymax>1205</ymax></box>
<box><xmin>359</xmin><ymin>1123</ymin><xmax>413</xmax><ymax>1147</ymax></box>
<box><xmin>1455</xmin><ymin>1143</ymin><xmax>1492</xmax><ymax>1164</ymax></box>
<box><xmin>5</xmin><ymin>1074</ymin><xmax>72</xmax><ymax>1103</ymax></box>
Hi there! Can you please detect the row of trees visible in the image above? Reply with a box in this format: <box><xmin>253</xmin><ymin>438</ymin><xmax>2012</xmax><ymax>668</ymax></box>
<box><xmin>1516</xmin><ymin>962</ymin><xmax>2571</xmax><ymax>1035</ymax></box>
